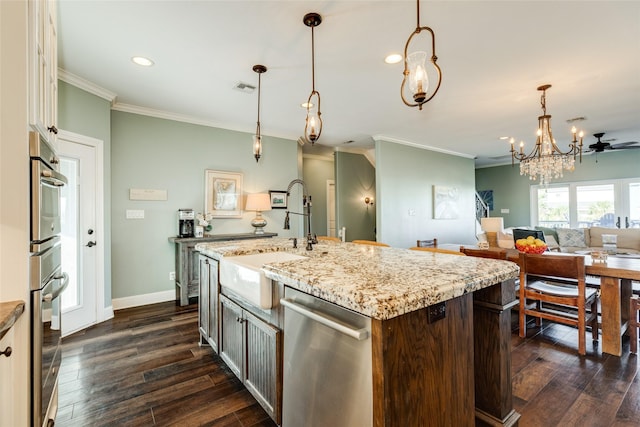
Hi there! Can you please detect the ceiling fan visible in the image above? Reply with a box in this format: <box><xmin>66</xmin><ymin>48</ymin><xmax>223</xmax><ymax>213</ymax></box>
<box><xmin>586</xmin><ymin>132</ymin><xmax>640</xmax><ymax>153</ymax></box>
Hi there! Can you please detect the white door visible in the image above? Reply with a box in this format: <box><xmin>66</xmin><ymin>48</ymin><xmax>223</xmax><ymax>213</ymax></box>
<box><xmin>326</xmin><ymin>180</ymin><xmax>336</xmax><ymax>237</ymax></box>
<box><xmin>58</xmin><ymin>131</ymin><xmax>104</xmax><ymax>336</ymax></box>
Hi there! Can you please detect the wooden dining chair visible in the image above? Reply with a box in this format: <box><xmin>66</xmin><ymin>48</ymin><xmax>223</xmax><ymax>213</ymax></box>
<box><xmin>416</xmin><ymin>238</ymin><xmax>437</xmax><ymax>248</ymax></box>
<box><xmin>409</xmin><ymin>247</ymin><xmax>465</xmax><ymax>256</ymax></box>
<box><xmin>518</xmin><ymin>252</ymin><xmax>599</xmax><ymax>356</ymax></box>
<box><xmin>630</xmin><ymin>295</ymin><xmax>639</xmax><ymax>354</ymax></box>
<box><xmin>317</xmin><ymin>236</ymin><xmax>341</xmax><ymax>242</ymax></box>
<box><xmin>351</xmin><ymin>240</ymin><xmax>390</xmax><ymax>247</ymax></box>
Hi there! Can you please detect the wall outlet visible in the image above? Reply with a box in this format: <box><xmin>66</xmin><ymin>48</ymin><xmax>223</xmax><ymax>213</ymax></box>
<box><xmin>500</xmin><ymin>208</ymin><xmax>510</xmax><ymax>214</ymax></box>
<box><xmin>169</xmin><ymin>271</ymin><xmax>175</xmax><ymax>281</ymax></box>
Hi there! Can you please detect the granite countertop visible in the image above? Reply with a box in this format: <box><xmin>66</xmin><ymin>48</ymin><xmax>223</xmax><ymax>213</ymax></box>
<box><xmin>0</xmin><ymin>300</ymin><xmax>26</xmax><ymax>341</ymax></box>
<box><xmin>196</xmin><ymin>238</ymin><xmax>520</xmax><ymax>320</ymax></box>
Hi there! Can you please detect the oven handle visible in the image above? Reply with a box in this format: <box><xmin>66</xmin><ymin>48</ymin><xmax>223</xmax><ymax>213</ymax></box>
<box><xmin>41</xmin><ymin>169</ymin><xmax>67</xmax><ymax>187</ymax></box>
<box><xmin>43</xmin><ymin>273</ymin><xmax>69</xmax><ymax>303</ymax></box>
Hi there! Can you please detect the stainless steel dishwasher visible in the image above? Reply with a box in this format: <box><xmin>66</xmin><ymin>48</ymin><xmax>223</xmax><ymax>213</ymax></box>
<box><xmin>280</xmin><ymin>287</ymin><xmax>372</xmax><ymax>427</ymax></box>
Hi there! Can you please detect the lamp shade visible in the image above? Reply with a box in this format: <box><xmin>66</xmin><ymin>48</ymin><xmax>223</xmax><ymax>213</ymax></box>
<box><xmin>480</xmin><ymin>217</ymin><xmax>504</xmax><ymax>232</ymax></box>
<box><xmin>245</xmin><ymin>193</ymin><xmax>272</xmax><ymax>212</ymax></box>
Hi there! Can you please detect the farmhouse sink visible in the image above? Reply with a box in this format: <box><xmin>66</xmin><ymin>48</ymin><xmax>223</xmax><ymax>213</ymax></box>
<box><xmin>219</xmin><ymin>252</ymin><xmax>307</xmax><ymax>309</ymax></box>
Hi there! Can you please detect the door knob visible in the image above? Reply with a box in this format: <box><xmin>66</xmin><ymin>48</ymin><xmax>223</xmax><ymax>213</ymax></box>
<box><xmin>86</xmin><ymin>241</ymin><xmax>96</xmax><ymax>247</ymax></box>
<box><xmin>88</xmin><ymin>229</ymin><xmax>94</xmax><ymax>235</ymax></box>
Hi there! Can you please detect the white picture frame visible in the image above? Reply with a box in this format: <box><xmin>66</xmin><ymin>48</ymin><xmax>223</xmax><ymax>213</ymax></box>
<box><xmin>433</xmin><ymin>185</ymin><xmax>460</xmax><ymax>219</ymax></box>
<box><xmin>205</xmin><ymin>170</ymin><xmax>243</xmax><ymax>218</ymax></box>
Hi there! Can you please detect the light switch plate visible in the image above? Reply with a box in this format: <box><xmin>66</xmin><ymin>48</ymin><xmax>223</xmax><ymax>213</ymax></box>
<box><xmin>126</xmin><ymin>209</ymin><xmax>145</xmax><ymax>219</ymax></box>
<box><xmin>500</xmin><ymin>208</ymin><xmax>510</xmax><ymax>214</ymax></box>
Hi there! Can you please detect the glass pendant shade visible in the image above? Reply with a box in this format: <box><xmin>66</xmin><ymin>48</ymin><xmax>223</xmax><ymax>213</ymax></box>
<box><xmin>407</xmin><ymin>51</ymin><xmax>429</xmax><ymax>103</ymax></box>
<box><xmin>304</xmin><ymin>96</ymin><xmax>322</xmax><ymax>144</ymax></box>
<box><xmin>253</xmin><ymin>134</ymin><xmax>262</xmax><ymax>162</ymax></box>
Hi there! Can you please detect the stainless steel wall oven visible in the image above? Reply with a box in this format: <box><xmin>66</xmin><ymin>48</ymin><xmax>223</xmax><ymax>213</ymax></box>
<box><xmin>29</xmin><ymin>131</ymin><xmax>68</xmax><ymax>427</ymax></box>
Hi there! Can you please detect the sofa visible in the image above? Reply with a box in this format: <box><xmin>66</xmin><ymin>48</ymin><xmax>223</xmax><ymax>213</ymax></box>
<box><xmin>495</xmin><ymin>226</ymin><xmax>640</xmax><ymax>255</ymax></box>
<box><xmin>536</xmin><ymin>226</ymin><xmax>640</xmax><ymax>255</ymax></box>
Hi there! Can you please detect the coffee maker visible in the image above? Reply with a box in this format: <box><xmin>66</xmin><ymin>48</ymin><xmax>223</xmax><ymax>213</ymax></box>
<box><xmin>178</xmin><ymin>209</ymin><xmax>195</xmax><ymax>238</ymax></box>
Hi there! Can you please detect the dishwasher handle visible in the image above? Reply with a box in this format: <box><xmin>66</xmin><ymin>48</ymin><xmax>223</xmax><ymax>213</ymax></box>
<box><xmin>280</xmin><ymin>298</ymin><xmax>370</xmax><ymax>341</ymax></box>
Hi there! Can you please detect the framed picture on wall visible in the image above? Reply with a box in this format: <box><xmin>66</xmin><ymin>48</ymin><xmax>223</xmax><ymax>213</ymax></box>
<box><xmin>433</xmin><ymin>185</ymin><xmax>460</xmax><ymax>219</ymax></box>
<box><xmin>269</xmin><ymin>190</ymin><xmax>288</xmax><ymax>209</ymax></box>
<box><xmin>205</xmin><ymin>170</ymin><xmax>243</xmax><ymax>218</ymax></box>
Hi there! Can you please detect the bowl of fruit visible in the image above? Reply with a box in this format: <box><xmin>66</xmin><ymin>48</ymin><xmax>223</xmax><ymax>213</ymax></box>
<box><xmin>515</xmin><ymin>236</ymin><xmax>548</xmax><ymax>254</ymax></box>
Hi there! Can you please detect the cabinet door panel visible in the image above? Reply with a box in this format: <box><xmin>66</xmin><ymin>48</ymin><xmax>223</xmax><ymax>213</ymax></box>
<box><xmin>245</xmin><ymin>310</ymin><xmax>281</xmax><ymax>423</ymax></box>
<box><xmin>219</xmin><ymin>295</ymin><xmax>244</xmax><ymax>379</ymax></box>
<box><xmin>208</xmin><ymin>258</ymin><xmax>219</xmax><ymax>352</ymax></box>
<box><xmin>198</xmin><ymin>256</ymin><xmax>210</xmax><ymax>341</ymax></box>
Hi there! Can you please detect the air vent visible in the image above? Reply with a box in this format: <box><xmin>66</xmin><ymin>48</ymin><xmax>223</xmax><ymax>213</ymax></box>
<box><xmin>233</xmin><ymin>82</ymin><xmax>256</xmax><ymax>93</ymax></box>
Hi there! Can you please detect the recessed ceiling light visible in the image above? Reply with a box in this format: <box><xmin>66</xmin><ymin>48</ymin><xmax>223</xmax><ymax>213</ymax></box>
<box><xmin>301</xmin><ymin>102</ymin><xmax>314</xmax><ymax>108</ymax></box>
<box><xmin>384</xmin><ymin>53</ymin><xmax>402</xmax><ymax>64</ymax></box>
<box><xmin>131</xmin><ymin>56</ymin><xmax>154</xmax><ymax>67</ymax></box>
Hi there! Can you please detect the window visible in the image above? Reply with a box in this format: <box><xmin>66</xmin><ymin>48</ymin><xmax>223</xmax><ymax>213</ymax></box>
<box><xmin>531</xmin><ymin>178</ymin><xmax>640</xmax><ymax>229</ymax></box>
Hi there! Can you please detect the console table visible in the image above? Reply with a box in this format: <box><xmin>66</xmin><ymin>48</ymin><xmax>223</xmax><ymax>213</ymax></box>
<box><xmin>168</xmin><ymin>233</ymin><xmax>277</xmax><ymax>305</ymax></box>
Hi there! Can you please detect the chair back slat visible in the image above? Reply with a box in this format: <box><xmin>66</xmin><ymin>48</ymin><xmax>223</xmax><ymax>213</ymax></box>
<box><xmin>520</xmin><ymin>253</ymin><xmax>584</xmax><ymax>280</ymax></box>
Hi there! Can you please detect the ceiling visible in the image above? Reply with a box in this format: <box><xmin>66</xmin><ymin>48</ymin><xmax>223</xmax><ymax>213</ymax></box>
<box><xmin>57</xmin><ymin>1</ymin><xmax>640</xmax><ymax>167</ymax></box>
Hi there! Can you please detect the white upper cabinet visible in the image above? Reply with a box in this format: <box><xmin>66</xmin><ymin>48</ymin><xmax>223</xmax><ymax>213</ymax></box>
<box><xmin>29</xmin><ymin>0</ymin><xmax>58</xmax><ymax>143</ymax></box>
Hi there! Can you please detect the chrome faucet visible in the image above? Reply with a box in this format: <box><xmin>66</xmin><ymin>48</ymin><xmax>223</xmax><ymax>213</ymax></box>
<box><xmin>283</xmin><ymin>179</ymin><xmax>317</xmax><ymax>250</ymax></box>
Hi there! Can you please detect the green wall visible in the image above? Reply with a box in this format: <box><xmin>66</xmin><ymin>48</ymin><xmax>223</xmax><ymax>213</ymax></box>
<box><xmin>303</xmin><ymin>155</ymin><xmax>335</xmax><ymax>236</ymax></box>
<box><xmin>335</xmin><ymin>152</ymin><xmax>377</xmax><ymax>241</ymax></box>
<box><xmin>376</xmin><ymin>140</ymin><xmax>477</xmax><ymax>248</ymax></box>
<box><xmin>476</xmin><ymin>149</ymin><xmax>640</xmax><ymax>227</ymax></box>
<box><xmin>58</xmin><ymin>81</ymin><xmax>113</xmax><ymax>306</ymax></box>
<box><xmin>110</xmin><ymin>111</ymin><xmax>299</xmax><ymax>299</ymax></box>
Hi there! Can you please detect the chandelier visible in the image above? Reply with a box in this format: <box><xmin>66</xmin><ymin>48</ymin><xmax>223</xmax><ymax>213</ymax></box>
<box><xmin>303</xmin><ymin>12</ymin><xmax>322</xmax><ymax>145</ymax></box>
<box><xmin>510</xmin><ymin>84</ymin><xmax>584</xmax><ymax>186</ymax></box>
<box><xmin>252</xmin><ymin>64</ymin><xmax>267</xmax><ymax>162</ymax></box>
<box><xmin>400</xmin><ymin>0</ymin><xmax>442</xmax><ymax>110</ymax></box>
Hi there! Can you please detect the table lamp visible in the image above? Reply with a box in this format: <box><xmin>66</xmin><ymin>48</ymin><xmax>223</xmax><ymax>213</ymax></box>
<box><xmin>480</xmin><ymin>217</ymin><xmax>504</xmax><ymax>248</ymax></box>
<box><xmin>246</xmin><ymin>193</ymin><xmax>272</xmax><ymax>234</ymax></box>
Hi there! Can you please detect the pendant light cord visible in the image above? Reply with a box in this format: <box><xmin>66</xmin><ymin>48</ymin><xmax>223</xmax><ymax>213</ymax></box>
<box><xmin>256</xmin><ymin>72</ymin><xmax>261</xmax><ymax>135</ymax></box>
<box><xmin>311</xmin><ymin>26</ymin><xmax>316</xmax><ymax>92</ymax></box>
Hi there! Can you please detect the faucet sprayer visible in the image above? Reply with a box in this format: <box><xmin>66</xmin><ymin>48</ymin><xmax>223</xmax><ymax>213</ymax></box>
<box><xmin>284</xmin><ymin>179</ymin><xmax>317</xmax><ymax>250</ymax></box>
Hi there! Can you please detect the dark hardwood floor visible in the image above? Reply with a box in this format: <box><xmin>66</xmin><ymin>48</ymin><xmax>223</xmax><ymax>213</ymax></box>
<box><xmin>57</xmin><ymin>301</ymin><xmax>639</xmax><ymax>426</ymax></box>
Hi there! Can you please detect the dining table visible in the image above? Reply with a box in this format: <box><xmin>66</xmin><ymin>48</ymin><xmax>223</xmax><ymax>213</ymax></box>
<box><xmin>582</xmin><ymin>254</ymin><xmax>640</xmax><ymax>356</ymax></box>
<box><xmin>452</xmin><ymin>244</ymin><xmax>640</xmax><ymax>356</ymax></box>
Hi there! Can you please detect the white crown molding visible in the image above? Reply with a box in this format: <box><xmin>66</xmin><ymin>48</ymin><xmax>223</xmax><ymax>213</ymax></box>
<box><xmin>112</xmin><ymin>102</ymin><xmax>301</xmax><ymax>144</ymax></box>
<box><xmin>112</xmin><ymin>102</ymin><xmax>225</xmax><ymax>128</ymax></box>
<box><xmin>58</xmin><ymin>68</ymin><xmax>117</xmax><ymax>102</ymax></box>
<box><xmin>372</xmin><ymin>134</ymin><xmax>476</xmax><ymax>160</ymax></box>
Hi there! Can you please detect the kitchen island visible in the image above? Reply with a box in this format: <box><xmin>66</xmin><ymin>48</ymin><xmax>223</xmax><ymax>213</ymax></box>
<box><xmin>197</xmin><ymin>238</ymin><xmax>521</xmax><ymax>427</ymax></box>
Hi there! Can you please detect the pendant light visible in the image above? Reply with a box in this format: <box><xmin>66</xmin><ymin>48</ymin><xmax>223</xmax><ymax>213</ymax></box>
<box><xmin>400</xmin><ymin>0</ymin><xmax>442</xmax><ymax>110</ymax></box>
<box><xmin>252</xmin><ymin>64</ymin><xmax>267</xmax><ymax>162</ymax></box>
<box><xmin>303</xmin><ymin>12</ymin><xmax>322</xmax><ymax>145</ymax></box>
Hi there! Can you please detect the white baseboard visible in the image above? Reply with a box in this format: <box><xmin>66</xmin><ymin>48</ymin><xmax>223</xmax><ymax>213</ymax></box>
<box><xmin>111</xmin><ymin>290</ymin><xmax>176</xmax><ymax>311</ymax></box>
<box><xmin>101</xmin><ymin>305</ymin><xmax>114</xmax><ymax>322</ymax></box>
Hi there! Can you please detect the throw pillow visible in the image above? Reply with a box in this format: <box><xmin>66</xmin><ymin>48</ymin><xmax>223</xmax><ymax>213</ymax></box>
<box><xmin>544</xmin><ymin>235</ymin><xmax>560</xmax><ymax>250</ymax></box>
<box><xmin>556</xmin><ymin>228</ymin><xmax>587</xmax><ymax>248</ymax></box>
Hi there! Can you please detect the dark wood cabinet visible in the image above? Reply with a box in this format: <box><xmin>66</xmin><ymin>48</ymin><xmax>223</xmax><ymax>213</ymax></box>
<box><xmin>169</xmin><ymin>233</ymin><xmax>276</xmax><ymax>306</ymax></box>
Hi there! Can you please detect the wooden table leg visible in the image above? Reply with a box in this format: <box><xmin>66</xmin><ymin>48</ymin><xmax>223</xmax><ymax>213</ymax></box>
<box><xmin>473</xmin><ymin>279</ymin><xmax>520</xmax><ymax>427</ymax></box>
<box><xmin>600</xmin><ymin>276</ymin><xmax>632</xmax><ymax>356</ymax></box>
